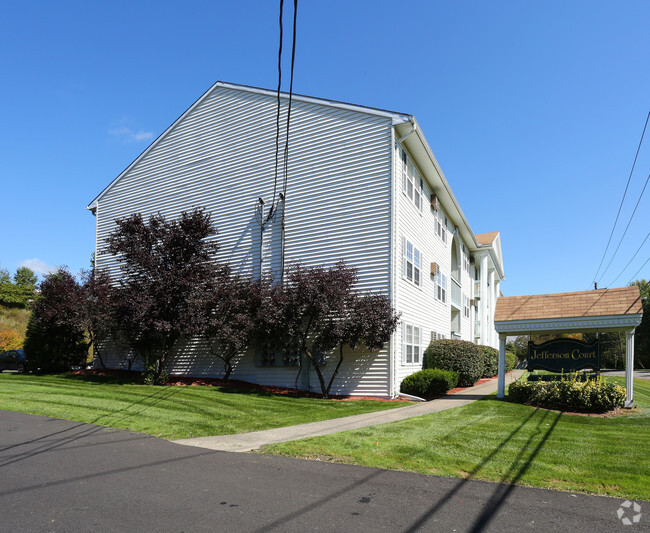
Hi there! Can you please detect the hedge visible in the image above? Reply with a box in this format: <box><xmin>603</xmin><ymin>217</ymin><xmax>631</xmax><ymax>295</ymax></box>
<box><xmin>424</xmin><ymin>340</ymin><xmax>484</xmax><ymax>387</ymax></box>
<box><xmin>508</xmin><ymin>375</ymin><xmax>625</xmax><ymax>413</ymax></box>
<box><xmin>479</xmin><ymin>345</ymin><xmax>498</xmax><ymax>378</ymax></box>
<box><xmin>400</xmin><ymin>368</ymin><xmax>459</xmax><ymax>398</ymax></box>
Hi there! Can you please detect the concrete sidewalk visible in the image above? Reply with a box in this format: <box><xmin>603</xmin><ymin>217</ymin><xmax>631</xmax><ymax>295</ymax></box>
<box><xmin>174</xmin><ymin>369</ymin><xmax>525</xmax><ymax>453</ymax></box>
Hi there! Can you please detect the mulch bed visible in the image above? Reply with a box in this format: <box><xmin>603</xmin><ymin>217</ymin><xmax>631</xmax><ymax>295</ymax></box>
<box><xmin>71</xmin><ymin>369</ymin><xmax>406</xmax><ymax>402</ymax></box>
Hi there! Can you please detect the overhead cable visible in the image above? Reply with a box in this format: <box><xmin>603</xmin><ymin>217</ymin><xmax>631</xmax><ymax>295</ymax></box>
<box><xmin>607</xmin><ymin>231</ymin><xmax>650</xmax><ymax>287</ymax></box>
<box><xmin>628</xmin><ymin>255</ymin><xmax>650</xmax><ymax>285</ymax></box>
<box><xmin>597</xmin><ymin>170</ymin><xmax>650</xmax><ymax>284</ymax></box>
<box><xmin>591</xmin><ymin>111</ymin><xmax>650</xmax><ymax>286</ymax></box>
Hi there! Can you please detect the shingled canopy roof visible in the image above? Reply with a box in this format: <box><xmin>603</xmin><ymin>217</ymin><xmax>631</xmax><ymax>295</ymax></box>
<box><xmin>493</xmin><ymin>285</ymin><xmax>644</xmax><ymax>406</ymax></box>
<box><xmin>496</xmin><ymin>286</ymin><xmax>642</xmax><ymax>323</ymax></box>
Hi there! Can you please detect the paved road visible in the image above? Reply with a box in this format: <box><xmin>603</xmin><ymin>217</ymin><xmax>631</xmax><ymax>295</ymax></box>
<box><xmin>2</xmin><ymin>411</ymin><xmax>648</xmax><ymax>532</ymax></box>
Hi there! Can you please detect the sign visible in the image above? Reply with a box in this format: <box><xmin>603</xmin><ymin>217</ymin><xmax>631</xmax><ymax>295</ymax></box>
<box><xmin>527</xmin><ymin>339</ymin><xmax>600</xmax><ymax>373</ymax></box>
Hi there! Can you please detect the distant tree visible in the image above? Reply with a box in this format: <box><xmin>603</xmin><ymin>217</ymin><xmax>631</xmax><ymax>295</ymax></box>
<box><xmin>278</xmin><ymin>262</ymin><xmax>399</xmax><ymax>398</ymax></box>
<box><xmin>104</xmin><ymin>208</ymin><xmax>220</xmax><ymax>384</ymax></box>
<box><xmin>23</xmin><ymin>268</ymin><xmax>87</xmax><ymax>372</ymax></box>
<box><xmin>631</xmin><ymin>279</ymin><xmax>649</xmax><ymax>369</ymax></box>
<box><xmin>0</xmin><ymin>329</ymin><xmax>23</xmax><ymax>351</ymax></box>
<box><xmin>0</xmin><ymin>267</ymin><xmax>37</xmax><ymax>308</ymax></box>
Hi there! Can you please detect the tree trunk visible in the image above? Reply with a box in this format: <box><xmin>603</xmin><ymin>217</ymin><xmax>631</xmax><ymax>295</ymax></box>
<box><xmin>325</xmin><ymin>344</ymin><xmax>345</xmax><ymax>397</ymax></box>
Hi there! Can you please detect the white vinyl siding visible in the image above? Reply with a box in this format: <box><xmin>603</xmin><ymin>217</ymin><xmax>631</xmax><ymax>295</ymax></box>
<box><xmin>93</xmin><ymin>85</ymin><xmax>395</xmax><ymax>397</ymax></box>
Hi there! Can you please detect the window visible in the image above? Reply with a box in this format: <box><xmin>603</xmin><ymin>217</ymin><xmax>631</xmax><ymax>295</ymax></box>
<box><xmin>463</xmin><ymin>294</ymin><xmax>470</xmax><ymax>318</ymax></box>
<box><xmin>402</xmin><ymin>323</ymin><xmax>422</xmax><ymax>364</ymax></box>
<box><xmin>461</xmin><ymin>244</ymin><xmax>470</xmax><ymax>273</ymax></box>
<box><xmin>435</xmin><ymin>209</ymin><xmax>447</xmax><ymax>244</ymax></box>
<box><xmin>401</xmin><ymin>148</ymin><xmax>423</xmax><ymax>213</ymax></box>
<box><xmin>435</xmin><ymin>266</ymin><xmax>447</xmax><ymax>302</ymax></box>
<box><xmin>402</xmin><ymin>237</ymin><xmax>422</xmax><ymax>287</ymax></box>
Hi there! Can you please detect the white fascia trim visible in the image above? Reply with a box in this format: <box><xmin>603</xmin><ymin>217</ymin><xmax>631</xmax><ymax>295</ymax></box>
<box><xmin>216</xmin><ymin>81</ymin><xmax>413</xmax><ymax>124</ymax></box>
<box><xmin>398</xmin><ymin>120</ymin><xmax>480</xmax><ymax>250</ymax></box>
<box><xmin>495</xmin><ymin>314</ymin><xmax>643</xmax><ymax>334</ymax></box>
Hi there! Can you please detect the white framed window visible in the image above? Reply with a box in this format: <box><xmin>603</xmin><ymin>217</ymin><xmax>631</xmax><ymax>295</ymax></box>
<box><xmin>435</xmin><ymin>266</ymin><xmax>447</xmax><ymax>303</ymax></box>
<box><xmin>461</xmin><ymin>244</ymin><xmax>470</xmax><ymax>273</ymax></box>
<box><xmin>402</xmin><ymin>323</ymin><xmax>422</xmax><ymax>365</ymax></box>
<box><xmin>402</xmin><ymin>236</ymin><xmax>422</xmax><ymax>287</ymax></box>
<box><xmin>435</xmin><ymin>209</ymin><xmax>447</xmax><ymax>244</ymax></box>
<box><xmin>463</xmin><ymin>294</ymin><xmax>470</xmax><ymax>318</ymax></box>
<box><xmin>401</xmin><ymin>148</ymin><xmax>423</xmax><ymax>213</ymax></box>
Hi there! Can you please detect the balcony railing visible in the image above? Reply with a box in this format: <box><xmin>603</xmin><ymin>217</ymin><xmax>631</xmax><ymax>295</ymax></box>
<box><xmin>474</xmin><ymin>320</ymin><xmax>481</xmax><ymax>338</ymax></box>
<box><xmin>474</xmin><ymin>280</ymin><xmax>481</xmax><ymax>300</ymax></box>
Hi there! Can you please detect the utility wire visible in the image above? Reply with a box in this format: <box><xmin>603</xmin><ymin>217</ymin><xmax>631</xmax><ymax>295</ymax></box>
<box><xmin>591</xmin><ymin>111</ymin><xmax>650</xmax><ymax>287</ymax></box>
<box><xmin>267</xmin><ymin>0</ymin><xmax>285</xmax><ymax>223</ymax></box>
<box><xmin>607</xmin><ymin>231</ymin><xmax>650</xmax><ymax>287</ymax></box>
<box><xmin>597</xmin><ymin>170</ymin><xmax>650</xmax><ymax>284</ymax></box>
<box><xmin>628</xmin><ymin>255</ymin><xmax>650</xmax><ymax>285</ymax></box>
<box><xmin>279</xmin><ymin>0</ymin><xmax>298</xmax><ymax>281</ymax></box>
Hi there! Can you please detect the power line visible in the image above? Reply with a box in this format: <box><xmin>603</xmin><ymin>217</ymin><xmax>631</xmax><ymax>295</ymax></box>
<box><xmin>597</xmin><ymin>170</ymin><xmax>650</xmax><ymax>284</ymax></box>
<box><xmin>607</xmin><ymin>231</ymin><xmax>650</xmax><ymax>287</ymax></box>
<box><xmin>628</xmin><ymin>255</ymin><xmax>650</xmax><ymax>285</ymax></box>
<box><xmin>591</xmin><ymin>110</ymin><xmax>650</xmax><ymax>287</ymax></box>
<box><xmin>267</xmin><ymin>0</ymin><xmax>286</xmax><ymax>223</ymax></box>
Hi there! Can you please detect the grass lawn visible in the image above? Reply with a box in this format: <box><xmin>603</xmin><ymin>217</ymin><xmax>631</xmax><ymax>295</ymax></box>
<box><xmin>0</xmin><ymin>373</ymin><xmax>407</xmax><ymax>440</ymax></box>
<box><xmin>261</xmin><ymin>377</ymin><xmax>650</xmax><ymax>501</ymax></box>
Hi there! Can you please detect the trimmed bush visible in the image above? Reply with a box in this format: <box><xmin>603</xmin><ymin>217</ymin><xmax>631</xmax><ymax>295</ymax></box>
<box><xmin>508</xmin><ymin>375</ymin><xmax>625</xmax><ymax>413</ymax></box>
<box><xmin>400</xmin><ymin>368</ymin><xmax>459</xmax><ymax>398</ymax></box>
<box><xmin>424</xmin><ymin>339</ymin><xmax>484</xmax><ymax>387</ymax></box>
<box><xmin>479</xmin><ymin>345</ymin><xmax>499</xmax><ymax>378</ymax></box>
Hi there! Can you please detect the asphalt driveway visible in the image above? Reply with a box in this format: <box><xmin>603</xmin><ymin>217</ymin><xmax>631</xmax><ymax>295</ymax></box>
<box><xmin>1</xmin><ymin>411</ymin><xmax>648</xmax><ymax>532</ymax></box>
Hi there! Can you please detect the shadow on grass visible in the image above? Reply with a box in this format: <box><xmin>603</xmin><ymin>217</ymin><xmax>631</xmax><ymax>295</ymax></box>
<box><xmin>404</xmin><ymin>404</ymin><xmax>562</xmax><ymax>532</ymax></box>
<box><xmin>0</xmin><ymin>385</ymin><xmax>181</xmax><ymax>468</ymax></box>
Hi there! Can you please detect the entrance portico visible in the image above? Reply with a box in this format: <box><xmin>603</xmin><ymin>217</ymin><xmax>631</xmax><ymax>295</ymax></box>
<box><xmin>493</xmin><ymin>286</ymin><xmax>643</xmax><ymax>407</ymax></box>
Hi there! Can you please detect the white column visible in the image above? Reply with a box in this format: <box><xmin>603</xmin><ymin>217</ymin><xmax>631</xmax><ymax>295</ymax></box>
<box><xmin>489</xmin><ymin>269</ymin><xmax>496</xmax><ymax>348</ymax></box>
<box><xmin>497</xmin><ymin>333</ymin><xmax>507</xmax><ymax>398</ymax></box>
<box><xmin>625</xmin><ymin>329</ymin><xmax>635</xmax><ymax>408</ymax></box>
<box><xmin>480</xmin><ymin>254</ymin><xmax>488</xmax><ymax>345</ymax></box>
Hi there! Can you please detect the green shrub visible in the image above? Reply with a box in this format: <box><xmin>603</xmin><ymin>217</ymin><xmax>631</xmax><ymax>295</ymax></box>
<box><xmin>400</xmin><ymin>368</ymin><xmax>459</xmax><ymax>398</ymax></box>
<box><xmin>507</xmin><ymin>374</ymin><xmax>625</xmax><ymax>413</ymax></box>
<box><xmin>479</xmin><ymin>345</ymin><xmax>499</xmax><ymax>378</ymax></box>
<box><xmin>424</xmin><ymin>339</ymin><xmax>484</xmax><ymax>387</ymax></box>
<box><xmin>505</xmin><ymin>351</ymin><xmax>516</xmax><ymax>371</ymax></box>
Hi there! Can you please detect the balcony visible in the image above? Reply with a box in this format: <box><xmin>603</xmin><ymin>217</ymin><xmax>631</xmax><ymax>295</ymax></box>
<box><xmin>474</xmin><ymin>320</ymin><xmax>481</xmax><ymax>338</ymax></box>
<box><xmin>474</xmin><ymin>280</ymin><xmax>481</xmax><ymax>300</ymax></box>
<box><xmin>451</xmin><ymin>277</ymin><xmax>461</xmax><ymax>310</ymax></box>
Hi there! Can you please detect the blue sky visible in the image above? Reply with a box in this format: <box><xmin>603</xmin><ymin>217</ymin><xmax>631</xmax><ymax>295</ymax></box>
<box><xmin>1</xmin><ymin>1</ymin><xmax>648</xmax><ymax>297</ymax></box>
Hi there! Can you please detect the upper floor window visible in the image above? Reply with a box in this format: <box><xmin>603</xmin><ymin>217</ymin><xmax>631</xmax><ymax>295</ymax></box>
<box><xmin>402</xmin><ymin>236</ymin><xmax>422</xmax><ymax>287</ymax></box>
<box><xmin>463</xmin><ymin>294</ymin><xmax>470</xmax><ymax>318</ymax></box>
<box><xmin>461</xmin><ymin>244</ymin><xmax>470</xmax><ymax>273</ymax></box>
<box><xmin>401</xmin><ymin>149</ymin><xmax>423</xmax><ymax>213</ymax></box>
<box><xmin>435</xmin><ymin>209</ymin><xmax>447</xmax><ymax>244</ymax></box>
<box><xmin>434</xmin><ymin>265</ymin><xmax>447</xmax><ymax>303</ymax></box>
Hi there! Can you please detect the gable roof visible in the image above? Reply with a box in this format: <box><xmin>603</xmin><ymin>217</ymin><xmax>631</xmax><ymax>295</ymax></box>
<box><xmin>495</xmin><ymin>286</ymin><xmax>642</xmax><ymax>322</ymax></box>
<box><xmin>476</xmin><ymin>231</ymin><xmax>499</xmax><ymax>245</ymax></box>
<box><xmin>87</xmin><ymin>81</ymin><xmax>413</xmax><ymax>211</ymax></box>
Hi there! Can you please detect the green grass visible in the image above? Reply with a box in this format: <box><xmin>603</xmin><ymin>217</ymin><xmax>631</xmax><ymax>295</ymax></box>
<box><xmin>260</xmin><ymin>377</ymin><xmax>650</xmax><ymax>501</ymax></box>
<box><xmin>0</xmin><ymin>373</ymin><xmax>408</xmax><ymax>440</ymax></box>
